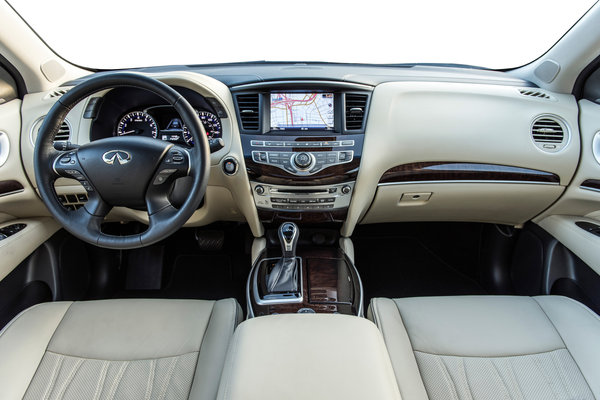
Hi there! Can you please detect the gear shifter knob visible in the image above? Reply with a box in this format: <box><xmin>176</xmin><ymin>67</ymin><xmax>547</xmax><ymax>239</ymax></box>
<box><xmin>278</xmin><ymin>222</ymin><xmax>298</xmax><ymax>259</ymax></box>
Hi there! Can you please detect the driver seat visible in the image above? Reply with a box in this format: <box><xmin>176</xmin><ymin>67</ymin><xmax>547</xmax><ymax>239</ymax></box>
<box><xmin>0</xmin><ymin>298</ymin><xmax>242</xmax><ymax>400</ymax></box>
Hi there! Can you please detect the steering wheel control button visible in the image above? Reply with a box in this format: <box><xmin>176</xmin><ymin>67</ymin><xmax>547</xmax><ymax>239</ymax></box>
<box><xmin>80</xmin><ymin>181</ymin><xmax>94</xmax><ymax>192</ymax></box>
<box><xmin>222</xmin><ymin>158</ymin><xmax>238</xmax><ymax>175</ymax></box>
<box><xmin>65</xmin><ymin>169</ymin><xmax>83</xmax><ymax>178</ymax></box>
<box><xmin>153</xmin><ymin>168</ymin><xmax>177</xmax><ymax>185</ymax></box>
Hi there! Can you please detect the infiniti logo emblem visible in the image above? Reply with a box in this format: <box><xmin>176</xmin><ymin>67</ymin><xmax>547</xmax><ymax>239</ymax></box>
<box><xmin>102</xmin><ymin>150</ymin><xmax>132</xmax><ymax>165</ymax></box>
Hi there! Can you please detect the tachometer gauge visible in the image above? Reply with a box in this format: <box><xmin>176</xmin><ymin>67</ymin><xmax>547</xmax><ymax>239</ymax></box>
<box><xmin>116</xmin><ymin>111</ymin><xmax>158</xmax><ymax>138</ymax></box>
<box><xmin>183</xmin><ymin>111</ymin><xmax>222</xmax><ymax>145</ymax></box>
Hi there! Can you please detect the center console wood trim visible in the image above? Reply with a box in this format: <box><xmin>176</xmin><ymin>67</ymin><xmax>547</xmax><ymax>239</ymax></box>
<box><xmin>247</xmin><ymin>247</ymin><xmax>363</xmax><ymax>317</ymax></box>
<box><xmin>379</xmin><ymin>162</ymin><xmax>560</xmax><ymax>184</ymax></box>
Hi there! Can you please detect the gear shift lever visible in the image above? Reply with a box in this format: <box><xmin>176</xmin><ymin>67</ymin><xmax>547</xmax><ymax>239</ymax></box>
<box><xmin>266</xmin><ymin>222</ymin><xmax>299</xmax><ymax>293</ymax></box>
<box><xmin>279</xmin><ymin>222</ymin><xmax>298</xmax><ymax>260</ymax></box>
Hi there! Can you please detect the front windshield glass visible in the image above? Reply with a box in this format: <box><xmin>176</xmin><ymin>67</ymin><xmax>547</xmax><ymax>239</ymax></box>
<box><xmin>7</xmin><ymin>0</ymin><xmax>598</xmax><ymax>70</ymax></box>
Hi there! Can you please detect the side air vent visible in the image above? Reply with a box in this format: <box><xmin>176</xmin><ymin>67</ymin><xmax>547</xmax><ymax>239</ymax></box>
<box><xmin>345</xmin><ymin>94</ymin><xmax>368</xmax><ymax>130</ymax></box>
<box><xmin>236</xmin><ymin>94</ymin><xmax>260</xmax><ymax>131</ymax></box>
<box><xmin>30</xmin><ymin>117</ymin><xmax>72</xmax><ymax>146</ymax></box>
<box><xmin>519</xmin><ymin>89</ymin><xmax>554</xmax><ymax>101</ymax></box>
<box><xmin>531</xmin><ymin>115</ymin><xmax>568</xmax><ymax>153</ymax></box>
<box><xmin>53</xmin><ymin>121</ymin><xmax>71</xmax><ymax>142</ymax></box>
<box><xmin>45</xmin><ymin>88</ymin><xmax>70</xmax><ymax>99</ymax></box>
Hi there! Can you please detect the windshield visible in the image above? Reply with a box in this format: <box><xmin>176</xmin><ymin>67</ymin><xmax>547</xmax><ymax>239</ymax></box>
<box><xmin>7</xmin><ymin>0</ymin><xmax>598</xmax><ymax>70</ymax></box>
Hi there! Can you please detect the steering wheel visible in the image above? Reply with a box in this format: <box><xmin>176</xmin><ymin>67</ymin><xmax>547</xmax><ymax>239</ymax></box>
<box><xmin>34</xmin><ymin>73</ymin><xmax>210</xmax><ymax>249</ymax></box>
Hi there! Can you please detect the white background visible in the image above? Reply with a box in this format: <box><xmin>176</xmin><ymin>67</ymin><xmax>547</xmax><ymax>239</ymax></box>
<box><xmin>7</xmin><ymin>0</ymin><xmax>598</xmax><ymax>69</ymax></box>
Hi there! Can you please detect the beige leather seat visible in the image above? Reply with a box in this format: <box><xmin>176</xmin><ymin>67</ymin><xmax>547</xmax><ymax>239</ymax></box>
<box><xmin>369</xmin><ymin>295</ymin><xmax>600</xmax><ymax>400</ymax></box>
<box><xmin>0</xmin><ymin>298</ymin><xmax>242</xmax><ymax>400</ymax></box>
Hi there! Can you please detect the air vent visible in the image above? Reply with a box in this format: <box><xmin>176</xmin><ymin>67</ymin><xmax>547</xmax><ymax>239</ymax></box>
<box><xmin>345</xmin><ymin>94</ymin><xmax>368</xmax><ymax>130</ymax></box>
<box><xmin>53</xmin><ymin>121</ymin><xmax>71</xmax><ymax>142</ymax></box>
<box><xmin>236</xmin><ymin>94</ymin><xmax>260</xmax><ymax>131</ymax></box>
<box><xmin>531</xmin><ymin>115</ymin><xmax>568</xmax><ymax>153</ymax></box>
<box><xmin>519</xmin><ymin>89</ymin><xmax>554</xmax><ymax>100</ymax></box>
<box><xmin>30</xmin><ymin>117</ymin><xmax>73</xmax><ymax>146</ymax></box>
<box><xmin>45</xmin><ymin>88</ymin><xmax>70</xmax><ymax>99</ymax></box>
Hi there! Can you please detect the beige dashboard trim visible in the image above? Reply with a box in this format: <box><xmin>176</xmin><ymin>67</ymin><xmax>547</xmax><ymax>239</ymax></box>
<box><xmin>342</xmin><ymin>81</ymin><xmax>579</xmax><ymax>236</ymax></box>
<box><xmin>534</xmin><ymin>100</ymin><xmax>600</xmax><ymax>222</ymax></box>
<box><xmin>537</xmin><ymin>215</ymin><xmax>600</xmax><ymax>275</ymax></box>
<box><xmin>0</xmin><ymin>217</ymin><xmax>60</xmax><ymax>282</ymax></box>
<box><xmin>362</xmin><ymin>183</ymin><xmax>564</xmax><ymax>226</ymax></box>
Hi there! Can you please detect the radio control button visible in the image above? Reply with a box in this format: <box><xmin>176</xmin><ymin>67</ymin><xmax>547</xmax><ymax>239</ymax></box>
<box><xmin>255</xmin><ymin>185</ymin><xmax>265</xmax><ymax>195</ymax></box>
<box><xmin>294</xmin><ymin>152</ymin><xmax>312</xmax><ymax>169</ymax></box>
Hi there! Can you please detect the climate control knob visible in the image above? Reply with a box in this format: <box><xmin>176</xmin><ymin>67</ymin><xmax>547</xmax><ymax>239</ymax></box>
<box><xmin>293</xmin><ymin>152</ymin><xmax>312</xmax><ymax>169</ymax></box>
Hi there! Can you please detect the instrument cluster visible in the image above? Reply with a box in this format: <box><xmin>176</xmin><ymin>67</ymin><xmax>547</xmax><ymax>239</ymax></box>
<box><xmin>115</xmin><ymin>106</ymin><xmax>222</xmax><ymax>146</ymax></box>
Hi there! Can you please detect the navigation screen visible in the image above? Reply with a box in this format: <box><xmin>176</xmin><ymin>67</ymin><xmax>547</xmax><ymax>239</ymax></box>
<box><xmin>270</xmin><ymin>93</ymin><xmax>334</xmax><ymax>131</ymax></box>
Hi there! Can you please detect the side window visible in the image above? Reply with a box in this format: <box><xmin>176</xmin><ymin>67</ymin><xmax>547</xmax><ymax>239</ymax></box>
<box><xmin>0</xmin><ymin>65</ymin><xmax>18</xmax><ymax>105</ymax></box>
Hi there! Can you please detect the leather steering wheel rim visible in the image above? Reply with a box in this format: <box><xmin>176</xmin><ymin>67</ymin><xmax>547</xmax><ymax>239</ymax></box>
<box><xmin>34</xmin><ymin>72</ymin><xmax>211</xmax><ymax>249</ymax></box>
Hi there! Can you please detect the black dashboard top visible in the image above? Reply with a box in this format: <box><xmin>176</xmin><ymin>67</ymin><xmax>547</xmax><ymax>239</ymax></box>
<box><xmin>66</xmin><ymin>62</ymin><xmax>533</xmax><ymax>89</ymax></box>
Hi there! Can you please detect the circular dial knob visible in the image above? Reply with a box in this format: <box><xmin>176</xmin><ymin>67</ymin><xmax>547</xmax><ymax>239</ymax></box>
<box><xmin>293</xmin><ymin>152</ymin><xmax>312</xmax><ymax>169</ymax></box>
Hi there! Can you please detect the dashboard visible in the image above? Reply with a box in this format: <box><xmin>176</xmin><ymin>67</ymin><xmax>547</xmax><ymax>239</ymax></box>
<box><xmin>13</xmin><ymin>64</ymin><xmax>594</xmax><ymax>241</ymax></box>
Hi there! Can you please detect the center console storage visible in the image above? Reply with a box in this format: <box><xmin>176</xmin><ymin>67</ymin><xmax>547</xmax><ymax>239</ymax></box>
<box><xmin>217</xmin><ymin>314</ymin><xmax>401</xmax><ymax>400</ymax></box>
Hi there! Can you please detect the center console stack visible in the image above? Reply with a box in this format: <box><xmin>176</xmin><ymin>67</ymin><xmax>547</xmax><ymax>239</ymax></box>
<box><xmin>232</xmin><ymin>81</ymin><xmax>372</xmax><ymax>224</ymax></box>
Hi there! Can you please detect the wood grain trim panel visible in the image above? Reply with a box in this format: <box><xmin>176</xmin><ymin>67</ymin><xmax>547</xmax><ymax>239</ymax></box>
<box><xmin>379</xmin><ymin>162</ymin><xmax>560</xmax><ymax>184</ymax></box>
<box><xmin>581</xmin><ymin>179</ymin><xmax>600</xmax><ymax>191</ymax></box>
<box><xmin>0</xmin><ymin>180</ymin><xmax>24</xmax><ymax>196</ymax></box>
<box><xmin>251</xmin><ymin>247</ymin><xmax>359</xmax><ymax>316</ymax></box>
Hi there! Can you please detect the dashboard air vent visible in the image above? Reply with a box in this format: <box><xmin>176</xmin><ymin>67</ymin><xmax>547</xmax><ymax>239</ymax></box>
<box><xmin>345</xmin><ymin>94</ymin><xmax>368</xmax><ymax>130</ymax></box>
<box><xmin>45</xmin><ymin>88</ymin><xmax>70</xmax><ymax>99</ymax></box>
<box><xmin>53</xmin><ymin>121</ymin><xmax>71</xmax><ymax>142</ymax></box>
<box><xmin>519</xmin><ymin>89</ymin><xmax>553</xmax><ymax>100</ymax></box>
<box><xmin>531</xmin><ymin>115</ymin><xmax>568</xmax><ymax>153</ymax></box>
<box><xmin>236</xmin><ymin>94</ymin><xmax>260</xmax><ymax>131</ymax></box>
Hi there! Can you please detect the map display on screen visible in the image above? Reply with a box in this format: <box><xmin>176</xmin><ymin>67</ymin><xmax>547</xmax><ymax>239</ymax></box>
<box><xmin>270</xmin><ymin>93</ymin><xmax>334</xmax><ymax>131</ymax></box>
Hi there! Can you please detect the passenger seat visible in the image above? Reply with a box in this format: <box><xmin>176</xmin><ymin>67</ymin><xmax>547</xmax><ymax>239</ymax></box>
<box><xmin>369</xmin><ymin>296</ymin><xmax>600</xmax><ymax>400</ymax></box>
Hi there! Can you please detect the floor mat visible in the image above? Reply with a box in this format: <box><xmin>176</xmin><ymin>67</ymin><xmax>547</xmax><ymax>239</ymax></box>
<box><xmin>354</xmin><ymin>234</ymin><xmax>487</xmax><ymax>306</ymax></box>
<box><xmin>164</xmin><ymin>254</ymin><xmax>238</xmax><ymax>299</ymax></box>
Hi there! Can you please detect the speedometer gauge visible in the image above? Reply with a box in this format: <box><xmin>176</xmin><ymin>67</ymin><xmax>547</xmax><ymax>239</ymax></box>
<box><xmin>182</xmin><ymin>111</ymin><xmax>222</xmax><ymax>145</ymax></box>
<box><xmin>116</xmin><ymin>111</ymin><xmax>158</xmax><ymax>138</ymax></box>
